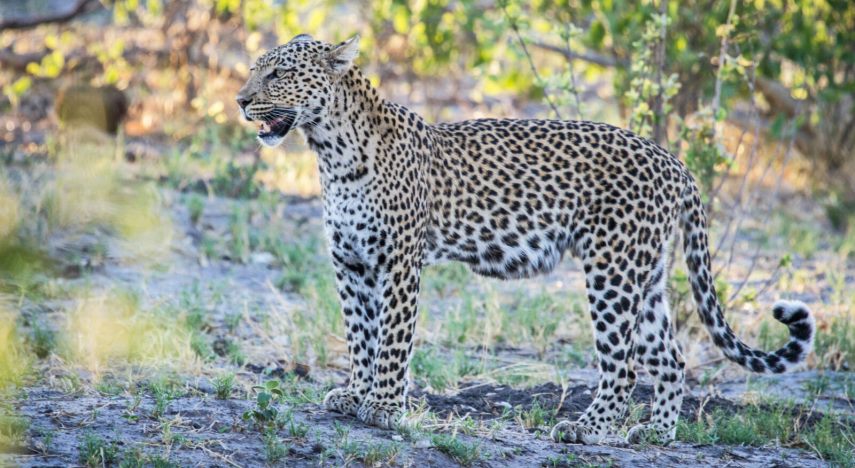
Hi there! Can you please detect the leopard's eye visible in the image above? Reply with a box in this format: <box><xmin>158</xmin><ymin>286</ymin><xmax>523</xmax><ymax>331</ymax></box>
<box><xmin>276</xmin><ymin>68</ymin><xmax>296</xmax><ymax>79</ymax></box>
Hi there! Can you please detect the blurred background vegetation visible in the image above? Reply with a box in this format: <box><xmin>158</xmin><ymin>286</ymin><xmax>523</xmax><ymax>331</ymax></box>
<box><xmin>1</xmin><ymin>0</ymin><xmax>852</xmax><ymax>208</ymax></box>
<box><xmin>1</xmin><ymin>1</ymin><xmax>855</xmax><ymax>465</ymax></box>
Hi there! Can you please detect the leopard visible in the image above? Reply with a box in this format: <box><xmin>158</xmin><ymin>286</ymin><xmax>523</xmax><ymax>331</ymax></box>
<box><xmin>236</xmin><ymin>34</ymin><xmax>815</xmax><ymax>445</ymax></box>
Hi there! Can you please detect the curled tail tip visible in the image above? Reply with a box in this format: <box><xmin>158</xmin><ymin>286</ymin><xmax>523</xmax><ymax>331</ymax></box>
<box><xmin>771</xmin><ymin>299</ymin><xmax>815</xmax><ymax>369</ymax></box>
<box><xmin>772</xmin><ymin>300</ymin><xmax>812</xmax><ymax>326</ymax></box>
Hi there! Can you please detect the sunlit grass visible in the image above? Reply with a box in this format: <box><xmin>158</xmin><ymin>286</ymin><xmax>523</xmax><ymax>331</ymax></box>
<box><xmin>241</xmin><ymin>230</ymin><xmax>345</xmax><ymax>370</ymax></box>
<box><xmin>0</xmin><ymin>407</ymin><xmax>29</xmax><ymax>453</ymax></box>
<box><xmin>0</xmin><ymin>175</ymin><xmax>20</xmax><ymax>241</ymax></box>
<box><xmin>677</xmin><ymin>401</ymin><xmax>855</xmax><ymax>467</ymax></box>
<box><xmin>256</xmin><ymin>146</ymin><xmax>321</xmax><ymax>197</ymax></box>
<box><xmin>59</xmin><ymin>290</ymin><xmax>199</xmax><ymax>376</ymax></box>
<box><xmin>46</xmin><ymin>139</ymin><xmax>173</xmax><ymax>265</ymax></box>
<box><xmin>0</xmin><ymin>305</ymin><xmax>30</xmax><ymax>390</ymax></box>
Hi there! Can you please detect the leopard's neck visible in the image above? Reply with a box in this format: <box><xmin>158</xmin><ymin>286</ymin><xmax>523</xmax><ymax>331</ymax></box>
<box><xmin>301</xmin><ymin>68</ymin><xmax>388</xmax><ymax>188</ymax></box>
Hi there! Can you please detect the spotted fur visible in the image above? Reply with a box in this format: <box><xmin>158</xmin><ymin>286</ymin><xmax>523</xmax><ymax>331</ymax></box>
<box><xmin>236</xmin><ymin>35</ymin><xmax>815</xmax><ymax>444</ymax></box>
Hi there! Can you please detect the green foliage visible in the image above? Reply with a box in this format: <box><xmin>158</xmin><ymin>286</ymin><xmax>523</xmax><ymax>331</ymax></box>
<box><xmin>78</xmin><ymin>433</ymin><xmax>119</xmax><ymax>467</ymax></box>
<box><xmin>149</xmin><ymin>379</ymin><xmax>183</xmax><ymax>420</ymax></box>
<box><xmin>505</xmin><ymin>290</ymin><xmax>565</xmax><ymax>356</ymax></box>
<box><xmin>262</xmin><ymin>428</ymin><xmax>287</xmax><ymax>463</ymax></box>
<box><xmin>803</xmin><ymin>414</ymin><xmax>855</xmax><ymax>468</ymax></box>
<box><xmin>228</xmin><ymin>205</ymin><xmax>251</xmax><ymax>263</ymax></box>
<box><xmin>185</xmin><ymin>194</ymin><xmax>205</xmax><ymax>225</ymax></box>
<box><xmin>431</xmin><ymin>433</ymin><xmax>481</xmax><ymax>466</ymax></box>
<box><xmin>212</xmin><ymin>373</ymin><xmax>235</xmax><ymax>399</ymax></box>
<box><xmin>813</xmin><ymin>309</ymin><xmax>855</xmax><ymax>370</ymax></box>
<box><xmin>2</xmin><ymin>77</ymin><xmax>31</xmax><ymax>109</ymax></box>
<box><xmin>625</xmin><ymin>13</ymin><xmax>680</xmax><ymax>139</ymax></box>
<box><xmin>678</xmin><ymin>111</ymin><xmax>730</xmax><ymax>199</ymax></box>
<box><xmin>0</xmin><ymin>411</ymin><xmax>28</xmax><ymax>451</ymax></box>
<box><xmin>410</xmin><ymin>348</ymin><xmax>482</xmax><ymax>392</ymax></box>
<box><xmin>515</xmin><ymin>399</ymin><xmax>556</xmax><ymax>431</ymax></box>
<box><xmin>242</xmin><ymin>380</ymin><xmax>285</xmax><ymax>429</ymax></box>
<box><xmin>28</xmin><ymin>321</ymin><xmax>56</xmax><ymax>359</ymax></box>
<box><xmin>677</xmin><ymin>403</ymin><xmax>855</xmax><ymax>467</ymax></box>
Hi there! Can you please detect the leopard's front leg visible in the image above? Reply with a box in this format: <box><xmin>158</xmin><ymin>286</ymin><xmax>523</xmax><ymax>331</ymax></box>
<box><xmin>323</xmin><ymin>255</ymin><xmax>380</xmax><ymax>417</ymax></box>
<box><xmin>356</xmin><ymin>253</ymin><xmax>422</xmax><ymax>429</ymax></box>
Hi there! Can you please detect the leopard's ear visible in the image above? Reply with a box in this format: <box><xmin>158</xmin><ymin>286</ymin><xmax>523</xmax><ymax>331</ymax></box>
<box><xmin>289</xmin><ymin>34</ymin><xmax>313</xmax><ymax>44</ymax></box>
<box><xmin>324</xmin><ymin>34</ymin><xmax>360</xmax><ymax>75</ymax></box>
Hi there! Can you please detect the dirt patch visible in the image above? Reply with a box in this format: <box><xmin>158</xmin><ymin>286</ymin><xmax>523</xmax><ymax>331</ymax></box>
<box><xmin>414</xmin><ymin>381</ymin><xmax>741</xmax><ymax>426</ymax></box>
<box><xmin>4</xmin><ymin>381</ymin><xmax>830</xmax><ymax>467</ymax></box>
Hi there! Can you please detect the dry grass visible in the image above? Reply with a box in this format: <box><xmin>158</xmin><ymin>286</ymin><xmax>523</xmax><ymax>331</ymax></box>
<box><xmin>59</xmin><ymin>290</ymin><xmax>199</xmax><ymax>377</ymax></box>
<box><xmin>0</xmin><ymin>303</ymin><xmax>29</xmax><ymax>390</ymax></box>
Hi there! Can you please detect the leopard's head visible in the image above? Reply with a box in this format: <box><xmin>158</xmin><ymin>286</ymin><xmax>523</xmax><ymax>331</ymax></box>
<box><xmin>236</xmin><ymin>34</ymin><xmax>360</xmax><ymax>147</ymax></box>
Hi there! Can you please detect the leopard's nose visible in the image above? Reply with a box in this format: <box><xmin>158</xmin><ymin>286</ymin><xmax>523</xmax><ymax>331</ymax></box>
<box><xmin>236</xmin><ymin>96</ymin><xmax>252</xmax><ymax>109</ymax></box>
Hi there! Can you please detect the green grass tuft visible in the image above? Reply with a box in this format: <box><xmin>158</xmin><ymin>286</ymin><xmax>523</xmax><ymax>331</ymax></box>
<box><xmin>431</xmin><ymin>433</ymin><xmax>482</xmax><ymax>466</ymax></box>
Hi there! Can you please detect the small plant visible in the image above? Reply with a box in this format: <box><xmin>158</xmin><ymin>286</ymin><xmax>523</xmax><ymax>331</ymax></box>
<box><xmin>243</xmin><ymin>380</ymin><xmax>285</xmax><ymax>429</ymax></box>
<box><xmin>34</xmin><ymin>427</ymin><xmax>55</xmax><ymax>454</ymax></box>
<box><xmin>149</xmin><ymin>455</ymin><xmax>179</xmax><ymax>468</ymax></box>
<box><xmin>278</xmin><ymin>374</ymin><xmax>325</xmax><ymax>405</ymax></box>
<box><xmin>226</xmin><ymin>340</ymin><xmax>246</xmax><ymax>366</ymax></box>
<box><xmin>333</xmin><ymin>421</ymin><xmax>350</xmax><ymax>445</ymax></box>
<box><xmin>190</xmin><ymin>332</ymin><xmax>214</xmax><ymax>361</ymax></box>
<box><xmin>803</xmin><ymin>374</ymin><xmax>831</xmax><ymax>397</ymax></box>
<box><xmin>228</xmin><ymin>206</ymin><xmax>251</xmax><ymax>263</ymax></box>
<box><xmin>431</xmin><ymin>433</ymin><xmax>481</xmax><ymax>466</ymax></box>
<box><xmin>283</xmin><ymin>410</ymin><xmax>309</xmax><ymax>438</ymax></box>
<box><xmin>224</xmin><ymin>312</ymin><xmax>241</xmax><ymax>333</ymax></box>
<box><xmin>676</xmin><ymin>416</ymin><xmax>719</xmax><ymax>445</ymax></box>
<box><xmin>677</xmin><ymin>402</ymin><xmax>855</xmax><ymax>466</ymax></box>
<box><xmin>262</xmin><ymin>428</ymin><xmax>287</xmax><ymax>463</ymax></box>
<box><xmin>803</xmin><ymin>414</ymin><xmax>855</xmax><ymax>467</ymax></box>
<box><xmin>213</xmin><ymin>373</ymin><xmax>235</xmax><ymax>399</ymax></box>
<box><xmin>118</xmin><ymin>447</ymin><xmax>144</xmax><ymax>468</ymax></box>
<box><xmin>78</xmin><ymin>433</ymin><xmax>118</xmax><ymax>467</ymax></box>
<box><xmin>159</xmin><ymin>420</ymin><xmax>186</xmax><ymax>448</ymax></box>
<box><xmin>0</xmin><ymin>413</ymin><xmax>29</xmax><ymax>450</ymax></box>
<box><xmin>200</xmin><ymin>233</ymin><xmax>220</xmax><ymax>260</ymax></box>
<box><xmin>516</xmin><ymin>400</ymin><xmax>556</xmax><ymax>431</ymax></box>
<box><xmin>212</xmin><ymin>159</ymin><xmax>260</xmax><ymax>199</ymax></box>
<box><xmin>185</xmin><ymin>193</ymin><xmax>205</xmax><ymax>225</ymax></box>
<box><xmin>149</xmin><ymin>381</ymin><xmax>179</xmax><ymax>420</ymax></box>
<box><xmin>28</xmin><ymin>321</ymin><xmax>56</xmax><ymax>359</ymax></box>
<box><xmin>361</xmin><ymin>441</ymin><xmax>401</xmax><ymax>466</ymax></box>
<box><xmin>95</xmin><ymin>380</ymin><xmax>123</xmax><ymax>396</ymax></box>
<box><xmin>122</xmin><ymin>393</ymin><xmax>142</xmax><ymax>423</ymax></box>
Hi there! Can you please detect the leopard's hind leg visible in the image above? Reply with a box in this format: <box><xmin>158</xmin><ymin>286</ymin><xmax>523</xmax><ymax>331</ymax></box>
<box><xmin>625</xmin><ymin>246</ymin><xmax>686</xmax><ymax>444</ymax></box>
<box><xmin>551</xmin><ymin>251</ymin><xmax>645</xmax><ymax>444</ymax></box>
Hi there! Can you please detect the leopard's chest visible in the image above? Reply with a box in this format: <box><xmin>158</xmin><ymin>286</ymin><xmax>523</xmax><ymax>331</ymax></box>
<box><xmin>321</xmin><ymin>184</ymin><xmax>385</xmax><ymax>266</ymax></box>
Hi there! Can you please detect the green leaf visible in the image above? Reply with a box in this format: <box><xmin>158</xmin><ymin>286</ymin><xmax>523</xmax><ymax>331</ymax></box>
<box><xmin>589</xmin><ymin>21</ymin><xmax>606</xmax><ymax>47</ymax></box>
<box><xmin>392</xmin><ymin>6</ymin><xmax>410</xmax><ymax>34</ymax></box>
<box><xmin>11</xmin><ymin>76</ymin><xmax>31</xmax><ymax>95</ymax></box>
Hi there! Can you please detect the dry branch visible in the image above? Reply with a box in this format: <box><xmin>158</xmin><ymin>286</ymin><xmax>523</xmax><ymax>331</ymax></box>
<box><xmin>0</xmin><ymin>0</ymin><xmax>101</xmax><ymax>30</ymax></box>
<box><xmin>755</xmin><ymin>76</ymin><xmax>801</xmax><ymax>117</ymax></box>
<box><xmin>0</xmin><ymin>48</ymin><xmax>46</xmax><ymax>71</ymax></box>
<box><xmin>530</xmin><ymin>41</ymin><xmax>622</xmax><ymax>68</ymax></box>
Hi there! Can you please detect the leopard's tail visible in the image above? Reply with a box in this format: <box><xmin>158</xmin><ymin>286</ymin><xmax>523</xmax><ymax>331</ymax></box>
<box><xmin>679</xmin><ymin>175</ymin><xmax>814</xmax><ymax>373</ymax></box>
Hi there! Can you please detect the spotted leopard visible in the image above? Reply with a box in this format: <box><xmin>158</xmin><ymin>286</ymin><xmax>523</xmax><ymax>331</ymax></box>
<box><xmin>236</xmin><ymin>34</ymin><xmax>815</xmax><ymax>444</ymax></box>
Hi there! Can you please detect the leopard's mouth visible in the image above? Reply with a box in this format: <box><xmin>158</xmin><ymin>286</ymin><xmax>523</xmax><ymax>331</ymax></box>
<box><xmin>256</xmin><ymin>110</ymin><xmax>298</xmax><ymax>146</ymax></box>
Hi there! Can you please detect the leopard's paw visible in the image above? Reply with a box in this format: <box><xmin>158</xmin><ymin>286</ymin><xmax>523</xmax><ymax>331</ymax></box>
<box><xmin>356</xmin><ymin>398</ymin><xmax>404</xmax><ymax>429</ymax></box>
<box><xmin>323</xmin><ymin>387</ymin><xmax>361</xmax><ymax>417</ymax></box>
<box><xmin>625</xmin><ymin>423</ymin><xmax>675</xmax><ymax>445</ymax></box>
<box><xmin>550</xmin><ymin>420</ymin><xmax>604</xmax><ymax>445</ymax></box>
